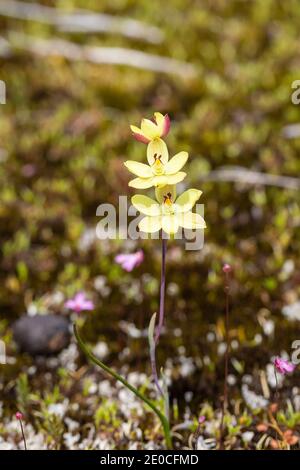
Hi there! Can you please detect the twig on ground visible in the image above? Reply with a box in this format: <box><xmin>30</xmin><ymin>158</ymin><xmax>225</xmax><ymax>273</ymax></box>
<box><xmin>0</xmin><ymin>0</ymin><xmax>164</xmax><ymax>44</ymax></box>
<box><xmin>8</xmin><ymin>33</ymin><xmax>197</xmax><ymax>78</ymax></box>
<box><xmin>200</xmin><ymin>166</ymin><xmax>300</xmax><ymax>190</ymax></box>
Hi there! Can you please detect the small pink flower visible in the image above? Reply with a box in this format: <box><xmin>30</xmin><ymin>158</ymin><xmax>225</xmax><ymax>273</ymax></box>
<box><xmin>22</xmin><ymin>164</ymin><xmax>36</xmax><ymax>178</ymax></box>
<box><xmin>223</xmin><ymin>263</ymin><xmax>232</xmax><ymax>274</ymax></box>
<box><xmin>115</xmin><ymin>250</ymin><xmax>144</xmax><ymax>272</ymax></box>
<box><xmin>274</xmin><ymin>357</ymin><xmax>295</xmax><ymax>375</ymax></box>
<box><xmin>198</xmin><ymin>415</ymin><xmax>206</xmax><ymax>424</ymax></box>
<box><xmin>65</xmin><ymin>292</ymin><xmax>94</xmax><ymax>313</ymax></box>
<box><xmin>16</xmin><ymin>412</ymin><xmax>23</xmax><ymax>420</ymax></box>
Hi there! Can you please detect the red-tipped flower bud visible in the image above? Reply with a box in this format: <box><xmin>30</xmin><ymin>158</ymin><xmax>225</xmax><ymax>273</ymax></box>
<box><xmin>222</xmin><ymin>264</ymin><xmax>232</xmax><ymax>274</ymax></box>
<box><xmin>16</xmin><ymin>411</ymin><xmax>23</xmax><ymax>420</ymax></box>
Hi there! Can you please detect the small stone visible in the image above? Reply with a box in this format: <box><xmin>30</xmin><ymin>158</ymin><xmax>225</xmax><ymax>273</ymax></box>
<box><xmin>13</xmin><ymin>314</ymin><xmax>70</xmax><ymax>356</ymax></box>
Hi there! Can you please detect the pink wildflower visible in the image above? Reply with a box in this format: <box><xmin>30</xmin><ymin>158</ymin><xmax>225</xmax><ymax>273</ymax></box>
<box><xmin>115</xmin><ymin>250</ymin><xmax>144</xmax><ymax>272</ymax></box>
<box><xmin>223</xmin><ymin>264</ymin><xmax>232</xmax><ymax>274</ymax></box>
<box><xmin>65</xmin><ymin>292</ymin><xmax>94</xmax><ymax>313</ymax></box>
<box><xmin>274</xmin><ymin>357</ymin><xmax>295</xmax><ymax>375</ymax></box>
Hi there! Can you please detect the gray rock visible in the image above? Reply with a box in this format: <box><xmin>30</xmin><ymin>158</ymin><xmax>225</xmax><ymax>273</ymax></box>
<box><xmin>13</xmin><ymin>314</ymin><xmax>70</xmax><ymax>356</ymax></box>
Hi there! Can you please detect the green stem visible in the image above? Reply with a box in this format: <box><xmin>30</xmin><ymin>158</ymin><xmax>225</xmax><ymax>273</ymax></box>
<box><xmin>74</xmin><ymin>324</ymin><xmax>172</xmax><ymax>449</ymax></box>
<box><xmin>155</xmin><ymin>238</ymin><xmax>167</xmax><ymax>345</ymax></box>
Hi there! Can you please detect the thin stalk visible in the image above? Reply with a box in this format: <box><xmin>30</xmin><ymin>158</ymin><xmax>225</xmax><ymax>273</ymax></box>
<box><xmin>193</xmin><ymin>424</ymin><xmax>201</xmax><ymax>450</ymax></box>
<box><xmin>219</xmin><ymin>268</ymin><xmax>231</xmax><ymax>449</ymax></box>
<box><xmin>148</xmin><ymin>313</ymin><xmax>163</xmax><ymax>396</ymax></box>
<box><xmin>155</xmin><ymin>238</ymin><xmax>167</xmax><ymax>345</ymax></box>
<box><xmin>74</xmin><ymin>324</ymin><xmax>172</xmax><ymax>449</ymax></box>
<box><xmin>150</xmin><ymin>347</ymin><xmax>164</xmax><ymax>397</ymax></box>
<box><xmin>274</xmin><ymin>365</ymin><xmax>279</xmax><ymax>444</ymax></box>
<box><xmin>150</xmin><ymin>237</ymin><xmax>167</xmax><ymax>396</ymax></box>
<box><xmin>19</xmin><ymin>419</ymin><xmax>27</xmax><ymax>450</ymax></box>
<box><xmin>274</xmin><ymin>365</ymin><xmax>279</xmax><ymax>402</ymax></box>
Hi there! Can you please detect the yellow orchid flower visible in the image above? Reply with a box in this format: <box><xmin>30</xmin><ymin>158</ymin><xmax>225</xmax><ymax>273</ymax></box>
<box><xmin>130</xmin><ymin>112</ymin><xmax>170</xmax><ymax>144</ymax></box>
<box><xmin>125</xmin><ymin>139</ymin><xmax>188</xmax><ymax>189</ymax></box>
<box><xmin>132</xmin><ymin>185</ymin><xmax>206</xmax><ymax>235</ymax></box>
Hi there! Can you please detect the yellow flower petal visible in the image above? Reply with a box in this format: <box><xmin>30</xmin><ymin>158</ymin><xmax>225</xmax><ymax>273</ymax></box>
<box><xmin>152</xmin><ymin>175</ymin><xmax>168</xmax><ymax>186</ymax></box>
<box><xmin>178</xmin><ymin>211</ymin><xmax>206</xmax><ymax>229</ymax></box>
<box><xmin>162</xmin><ymin>215</ymin><xmax>179</xmax><ymax>235</ymax></box>
<box><xmin>147</xmin><ymin>138</ymin><xmax>169</xmax><ymax>165</ymax></box>
<box><xmin>124</xmin><ymin>160</ymin><xmax>153</xmax><ymax>178</ymax></box>
<box><xmin>131</xmin><ymin>195</ymin><xmax>161</xmax><ymax>216</ymax></box>
<box><xmin>128</xmin><ymin>177</ymin><xmax>154</xmax><ymax>189</ymax></box>
<box><xmin>130</xmin><ymin>125</ymin><xmax>142</xmax><ymax>134</ymax></box>
<box><xmin>154</xmin><ymin>112</ymin><xmax>165</xmax><ymax>134</ymax></box>
<box><xmin>174</xmin><ymin>189</ymin><xmax>202</xmax><ymax>213</ymax></box>
<box><xmin>164</xmin><ymin>151</ymin><xmax>188</xmax><ymax>175</ymax></box>
<box><xmin>139</xmin><ymin>216</ymin><xmax>162</xmax><ymax>233</ymax></box>
<box><xmin>130</xmin><ymin>125</ymin><xmax>152</xmax><ymax>143</ymax></box>
<box><xmin>165</xmin><ymin>172</ymin><xmax>186</xmax><ymax>185</ymax></box>
<box><xmin>141</xmin><ymin>119</ymin><xmax>160</xmax><ymax>139</ymax></box>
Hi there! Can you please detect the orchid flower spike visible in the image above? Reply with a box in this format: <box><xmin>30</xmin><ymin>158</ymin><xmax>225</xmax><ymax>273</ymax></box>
<box><xmin>132</xmin><ymin>184</ymin><xmax>206</xmax><ymax>235</ymax></box>
<box><xmin>130</xmin><ymin>112</ymin><xmax>170</xmax><ymax>144</ymax></box>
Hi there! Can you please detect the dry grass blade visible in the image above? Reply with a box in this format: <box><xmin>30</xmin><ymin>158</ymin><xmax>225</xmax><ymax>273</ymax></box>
<box><xmin>201</xmin><ymin>166</ymin><xmax>300</xmax><ymax>190</ymax></box>
<box><xmin>0</xmin><ymin>36</ymin><xmax>11</xmax><ymax>57</ymax></box>
<box><xmin>0</xmin><ymin>0</ymin><xmax>164</xmax><ymax>44</ymax></box>
<box><xmin>8</xmin><ymin>33</ymin><xmax>197</xmax><ymax>78</ymax></box>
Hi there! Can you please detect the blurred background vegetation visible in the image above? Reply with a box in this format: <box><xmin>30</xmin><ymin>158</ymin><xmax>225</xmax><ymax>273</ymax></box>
<box><xmin>1</xmin><ymin>0</ymin><xmax>300</xmax><ymax>449</ymax></box>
